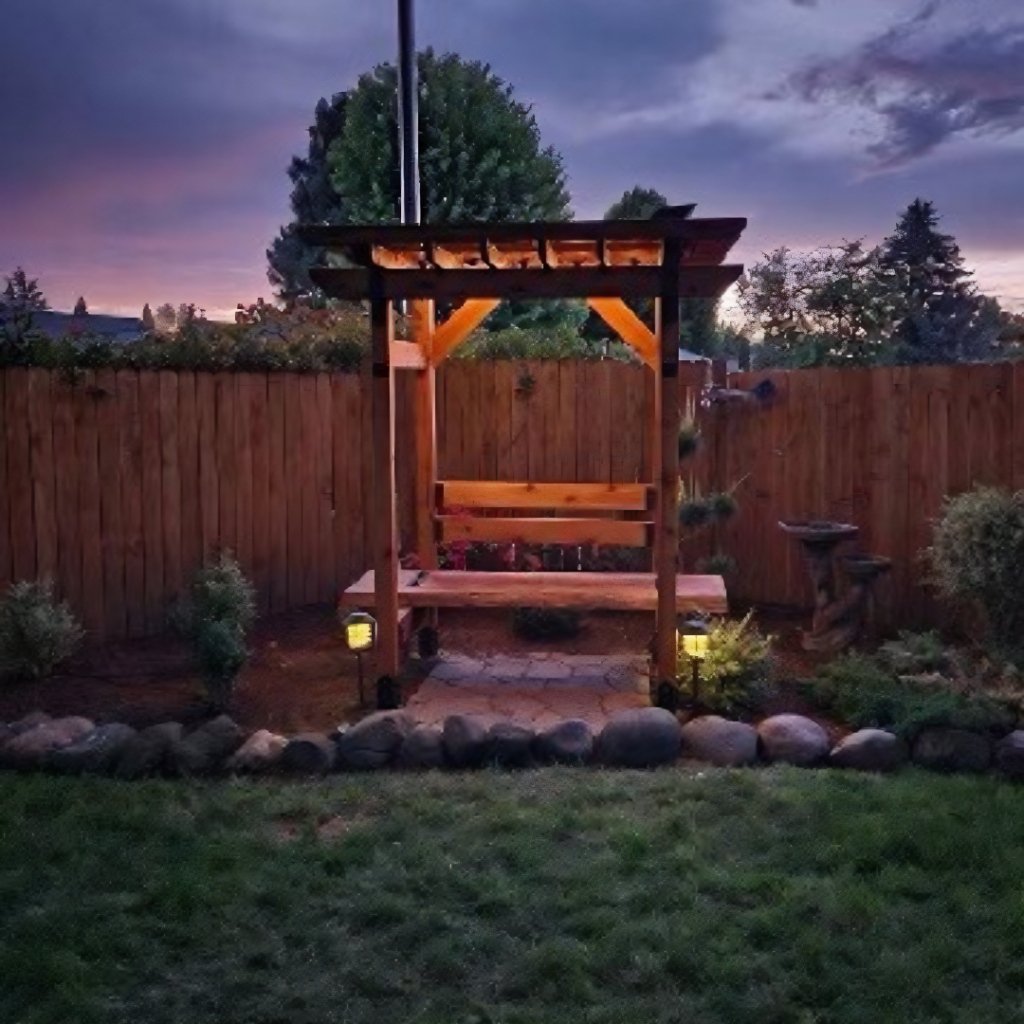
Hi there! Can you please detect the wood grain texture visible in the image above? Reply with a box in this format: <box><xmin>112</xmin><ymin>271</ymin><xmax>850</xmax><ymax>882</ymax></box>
<box><xmin>158</xmin><ymin>371</ymin><xmax>182</xmax><ymax>607</ymax></box>
<box><xmin>196</xmin><ymin>373</ymin><xmax>219</xmax><ymax>564</ymax></box>
<box><xmin>439</xmin><ymin>480</ymin><xmax>650</xmax><ymax>510</ymax></box>
<box><xmin>26</xmin><ymin>369</ymin><xmax>57</xmax><ymax>584</ymax></box>
<box><xmin>76</xmin><ymin>374</ymin><xmax>104</xmax><ymax>634</ymax></box>
<box><xmin>267</xmin><ymin>372</ymin><xmax>288</xmax><ymax>612</ymax></box>
<box><xmin>138</xmin><ymin>371</ymin><xmax>163</xmax><ymax>633</ymax></box>
<box><xmin>176</xmin><ymin>371</ymin><xmax>201</xmax><ymax>598</ymax></box>
<box><xmin>96</xmin><ymin>368</ymin><xmax>126</xmax><ymax>638</ymax></box>
<box><xmin>234</xmin><ymin>374</ymin><xmax>254</xmax><ymax>581</ymax></box>
<box><xmin>117</xmin><ymin>371</ymin><xmax>145</xmax><ymax>638</ymax></box>
<box><xmin>438</xmin><ymin>515</ymin><xmax>650</xmax><ymax>547</ymax></box>
<box><xmin>6</xmin><ymin>370</ymin><xmax>35</xmax><ymax>585</ymax></box>
<box><xmin>248</xmin><ymin>373</ymin><xmax>270</xmax><ymax>613</ymax></box>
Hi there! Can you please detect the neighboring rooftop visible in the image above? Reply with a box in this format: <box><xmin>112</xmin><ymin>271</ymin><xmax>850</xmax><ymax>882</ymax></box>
<box><xmin>29</xmin><ymin>311</ymin><xmax>145</xmax><ymax>342</ymax></box>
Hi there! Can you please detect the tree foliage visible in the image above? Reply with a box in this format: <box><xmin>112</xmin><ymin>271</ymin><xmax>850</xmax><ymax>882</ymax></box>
<box><xmin>740</xmin><ymin>199</ymin><xmax>1004</xmax><ymax>368</ymax></box>
<box><xmin>0</xmin><ymin>267</ymin><xmax>49</xmax><ymax>351</ymax></box>
<box><xmin>266</xmin><ymin>93</ymin><xmax>349</xmax><ymax>306</ymax></box>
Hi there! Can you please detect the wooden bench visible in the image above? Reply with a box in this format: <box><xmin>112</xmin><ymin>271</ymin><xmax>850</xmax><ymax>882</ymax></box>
<box><xmin>339</xmin><ymin>569</ymin><xmax>728</xmax><ymax>615</ymax></box>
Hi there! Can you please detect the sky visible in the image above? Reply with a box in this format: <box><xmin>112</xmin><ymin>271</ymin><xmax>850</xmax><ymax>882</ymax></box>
<box><xmin>2</xmin><ymin>0</ymin><xmax>1022</xmax><ymax>321</ymax></box>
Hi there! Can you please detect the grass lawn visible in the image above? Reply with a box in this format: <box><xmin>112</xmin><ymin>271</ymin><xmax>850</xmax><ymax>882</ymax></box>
<box><xmin>3</xmin><ymin>766</ymin><xmax>1024</xmax><ymax>1024</ymax></box>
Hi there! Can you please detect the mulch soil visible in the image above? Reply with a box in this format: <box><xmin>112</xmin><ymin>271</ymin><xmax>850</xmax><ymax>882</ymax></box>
<box><xmin>0</xmin><ymin>603</ymin><xmax>850</xmax><ymax>742</ymax></box>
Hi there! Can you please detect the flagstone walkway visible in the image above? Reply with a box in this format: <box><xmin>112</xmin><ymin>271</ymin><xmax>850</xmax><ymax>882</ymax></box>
<box><xmin>404</xmin><ymin>652</ymin><xmax>652</xmax><ymax>731</ymax></box>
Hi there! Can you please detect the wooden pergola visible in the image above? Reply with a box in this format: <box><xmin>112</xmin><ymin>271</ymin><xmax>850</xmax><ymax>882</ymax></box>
<box><xmin>301</xmin><ymin>214</ymin><xmax>746</xmax><ymax>684</ymax></box>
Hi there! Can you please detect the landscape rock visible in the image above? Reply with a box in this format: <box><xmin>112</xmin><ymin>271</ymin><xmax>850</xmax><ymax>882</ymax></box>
<box><xmin>0</xmin><ymin>716</ymin><xmax>95</xmax><ymax>770</ymax></box>
<box><xmin>597</xmin><ymin>707</ymin><xmax>682</xmax><ymax>767</ymax></box>
<box><xmin>829</xmin><ymin>729</ymin><xmax>908</xmax><ymax>772</ymax></box>
<box><xmin>533</xmin><ymin>719</ymin><xmax>594</xmax><ymax>764</ymax></box>
<box><xmin>49</xmin><ymin>723</ymin><xmax>138</xmax><ymax>775</ymax></box>
<box><xmin>114</xmin><ymin>722</ymin><xmax>184</xmax><ymax>779</ymax></box>
<box><xmin>168</xmin><ymin>715</ymin><xmax>245</xmax><ymax>776</ymax></box>
<box><xmin>336</xmin><ymin>710</ymin><xmax>413</xmax><ymax>769</ymax></box>
<box><xmin>279</xmin><ymin>733</ymin><xmax>337</xmax><ymax>774</ymax></box>
<box><xmin>7</xmin><ymin>711</ymin><xmax>53</xmax><ymax>736</ymax></box>
<box><xmin>680</xmin><ymin>715</ymin><xmax>758</xmax><ymax>767</ymax></box>
<box><xmin>912</xmin><ymin>728</ymin><xmax>991</xmax><ymax>773</ymax></box>
<box><xmin>487</xmin><ymin>720</ymin><xmax>535</xmax><ymax>767</ymax></box>
<box><xmin>443</xmin><ymin>714</ymin><xmax>491</xmax><ymax>768</ymax></box>
<box><xmin>225</xmin><ymin>729</ymin><xmax>289</xmax><ymax>773</ymax></box>
<box><xmin>995</xmin><ymin>731</ymin><xmax>1024</xmax><ymax>777</ymax></box>
<box><xmin>397</xmin><ymin>725</ymin><xmax>445</xmax><ymax>769</ymax></box>
<box><xmin>757</xmin><ymin>714</ymin><xmax>830</xmax><ymax>766</ymax></box>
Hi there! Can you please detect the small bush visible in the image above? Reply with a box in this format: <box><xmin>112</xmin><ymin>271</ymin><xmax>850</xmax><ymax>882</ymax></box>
<box><xmin>511</xmin><ymin>607</ymin><xmax>582</xmax><ymax>641</ymax></box>
<box><xmin>925</xmin><ymin>485</ymin><xmax>1024</xmax><ymax>663</ymax></box>
<box><xmin>800</xmin><ymin>652</ymin><xmax>1016</xmax><ymax>740</ymax></box>
<box><xmin>0</xmin><ymin>579</ymin><xmax>84</xmax><ymax>681</ymax></box>
<box><xmin>677</xmin><ymin>610</ymin><xmax>776</xmax><ymax>715</ymax></box>
<box><xmin>876</xmin><ymin>629</ymin><xmax>949</xmax><ymax>675</ymax></box>
<box><xmin>171</xmin><ymin>552</ymin><xmax>256</xmax><ymax>710</ymax></box>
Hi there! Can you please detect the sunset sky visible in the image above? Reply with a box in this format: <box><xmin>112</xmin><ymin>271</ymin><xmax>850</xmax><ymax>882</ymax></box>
<box><xmin>2</xmin><ymin>0</ymin><xmax>1022</xmax><ymax>321</ymax></box>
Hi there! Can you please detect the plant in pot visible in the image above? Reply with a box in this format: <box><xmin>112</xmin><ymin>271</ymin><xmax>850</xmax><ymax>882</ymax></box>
<box><xmin>171</xmin><ymin>551</ymin><xmax>256</xmax><ymax>713</ymax></box>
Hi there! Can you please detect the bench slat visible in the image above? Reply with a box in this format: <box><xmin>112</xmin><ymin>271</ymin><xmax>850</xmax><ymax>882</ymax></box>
<box><xmin>439</xmin><ymin>480</ymin><xmax>652</xmax><ymax>511</ymax></box>
<box><xmin>339</xmin><ymin>570</ymin><xmax>727</xmax><ymax>614</ymax></box>
<box><xmin>437</xmin><ymin>515</ymin><xmax>652</xmax><ymax>548</ymax></box>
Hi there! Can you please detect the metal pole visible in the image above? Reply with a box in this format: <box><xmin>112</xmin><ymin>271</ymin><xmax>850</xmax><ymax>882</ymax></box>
<box><xmin>397</xmin><ymin>0</ymin><xmax>420</xmax><ymax>226</ymax></box>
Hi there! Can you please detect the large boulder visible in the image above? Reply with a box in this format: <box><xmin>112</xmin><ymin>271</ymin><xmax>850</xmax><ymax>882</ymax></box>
<box><xmin>397</xmin><ymin>724</ymin><xmax>445</xmax><ymax>769</ymax></box>
<box><xmin>912</xmin><ymin>728</ymin><xmax>991</xmax><ymax>773</ymax></box>
<box><xmin>7</xmin><ymin>710</ymin><xmax>53</xmax><ymax>736</ymax></box>
<box><xmin>49</xmin><ymin>723</ymin><xmax>138</xmax><ymax>775</ymax></box>
<box><xmin>0</xmin><ymin>716</ymin><xmax>95</xmax><ymax>770</ymax></box>
<box><xmin>225</xmin><ymin>729</ymin><xmax>289</xmax><ymax>773</ymax></box>
<box><xmin>995</xmin><ymin>731</ymin><xmax>1024</xmax><ymax>778</ymax></box>
<box><xmin>336</xmin><ymin>711</ymin><xmax>413</xmax><ymax>770</ymax></box>
<box><xmin>443</xmin><ymin>714</ymin><xmax>491</xmax><ymax>768</ymax></box>
<box><xmin>757</xmin><ymin>714</ymin><xmax>829</xmax><ymax>766</ymax></box>
<box><xmin>829</xmin><ymin>729</ymin><xmax>908</xmax><ymax>772</ymax></box>
<box><xmin>533</xmin><ymin>719</ymin><xmax>594</xmax><ymax>765</ymax></box>
<box><xmin>680</xmin><ymin>715</ymin><xmax>758</xmax><ymax>767</ymax></box>
<box><xmin>596</xmin><ymin>707</ymin><xmax>682</xmax><ymax>767</ymax></box>
<box><xmin>114</xmin><ymin>722</ymin><xmax>184</xmax><ymax>779</ymax></box>
<box><xmin>487</xmin><ymin>720</ymin><xmax>535</xmax><ymax>768</ymax></box>
<box><xmin>279</xmin><ymin>733</ymin><xmax>337</xmax><ymax>774</ymax></box>
<box><xmin>168</xmin><ymin>715</ymin><xmax>245</xmax><ymax>777</ymax></box>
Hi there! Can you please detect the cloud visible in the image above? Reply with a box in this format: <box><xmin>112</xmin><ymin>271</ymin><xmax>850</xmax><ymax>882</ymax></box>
<box><xmin>774</xmin><ymin>4</ymin><xmax>1024</xmax><ymax>167</ymax></box>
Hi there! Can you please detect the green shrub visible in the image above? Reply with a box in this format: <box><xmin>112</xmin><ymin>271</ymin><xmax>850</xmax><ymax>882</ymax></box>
<box><xmin>676</xmin><ymin>610</ymin><xmax>776</xmax><ymax>716</ymax></box>
<box><xmin>511</xmin><ymin>607</ymin><xmax>582</xmax><ymax>641</ymax></box>
<box><xmin>171</xmin><ymin>552</ymin><xmax>256</xmax><ymax>711</ymax></box>
<box><xmin>925</xmin><ymin>485</ymin><xmax>1024</xmax><ymax>663</ymax></box>
<box><xmin>0</xmin><ymin>579</ymin><xmax>84</xmax><ymax>681</ymax></box>
<box><xmin>876</xmin><ymin>629</ymin><xmax>949</xmax><ymax>675</ymax></box>
<box><xmin>800</xmin><ymin>652</ymin><xmax>1016</xmax><ymax>740</ymax></box>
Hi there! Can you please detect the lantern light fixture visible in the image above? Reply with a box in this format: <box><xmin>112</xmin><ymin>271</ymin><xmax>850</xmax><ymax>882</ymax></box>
<box><xmin>341</xmin><ymin>610</ymin><xmax>376</xmax><ymax>705</ymax></box>
<box><xmin>679</xmin><ymin>616</ymin><xmax>709</xmax><ymax>705</ymax></box>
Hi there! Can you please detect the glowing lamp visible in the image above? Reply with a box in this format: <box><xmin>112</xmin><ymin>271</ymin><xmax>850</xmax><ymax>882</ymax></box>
<box><xmin>342</xmin><ymin>611</ymin><xmax>376</xmax><ymax>652</ymax></box>
<box><xmin>340</xmin><ymin>610</ymin><xmax>376</xmax><ymax>705</ymax></box>
<box><xmin>679</xmin><ymin>616</ymin><xmax>709</xmax><ymax>705</ymax></box>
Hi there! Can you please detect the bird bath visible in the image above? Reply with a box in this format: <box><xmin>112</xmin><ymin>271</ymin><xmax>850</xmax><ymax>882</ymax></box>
<box><xmin>779</xmin><ymin>520</ymin><xmax>862</xmax><ymax>652</ymax></box>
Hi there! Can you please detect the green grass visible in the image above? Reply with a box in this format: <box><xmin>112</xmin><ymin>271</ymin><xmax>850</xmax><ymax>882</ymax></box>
<box><xmin>4</xmin><ymin>766</ymin><xmax>1024</xmax><ymax>1023</ymax></box>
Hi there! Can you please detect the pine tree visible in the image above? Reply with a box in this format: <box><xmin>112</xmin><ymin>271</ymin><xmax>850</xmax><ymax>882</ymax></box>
<box><xmin>604</xmin><ymin>185</ymin><xmax>670</xmax><ymax>221</ymax></box>
<box><xmin>267</xmin><ymin>93</ymin><xmax>349</xmax><ymax>306</ymax></box>
<box><xmin>73</xmin><ymin>296</ymin><xmax>87</xmax><ymax>316</ymax></box>
<box><xmin>0</xmin><ymin>267</ymin><xmax>49</xmax><ymax>349</ymax></box>
<box><xmin>878</xmin><ymin>198</ymin><xmax>996</xmax><ymax>363</ymax></box>
<box><xmin>141</xmin><ymin>303</ymin><xmax>155</xmax><ymax>331</ymax></box>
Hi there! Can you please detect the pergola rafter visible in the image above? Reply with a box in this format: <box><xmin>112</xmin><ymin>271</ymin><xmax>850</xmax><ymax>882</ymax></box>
<box><xmin>300</xmin><ymin>214</ymin><xmax>746</xmax><ymax>685</ymax></box>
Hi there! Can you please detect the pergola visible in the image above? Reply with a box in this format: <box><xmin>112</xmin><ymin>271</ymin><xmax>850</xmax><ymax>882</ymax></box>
<box><xmin>301</xmin><ymin>212</ymin><xmax>746</xmax><ymax>685</ymax></box>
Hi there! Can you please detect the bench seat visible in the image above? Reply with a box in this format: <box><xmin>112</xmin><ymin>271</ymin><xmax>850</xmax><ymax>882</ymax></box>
<box><xmin>339</xmin><ymin>569</ymin><xmax>727</xmax><ymax>615</ymax></box>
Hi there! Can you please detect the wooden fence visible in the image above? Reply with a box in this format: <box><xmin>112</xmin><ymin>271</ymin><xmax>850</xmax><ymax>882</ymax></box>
<box><xmin>2</xmin><ymin>360</ymin><xmax>1023</xmax><ymax>640</ymax></box>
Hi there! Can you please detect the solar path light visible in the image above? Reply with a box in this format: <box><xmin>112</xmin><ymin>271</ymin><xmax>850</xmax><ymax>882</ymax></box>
<box><xmin>341</xmin><ymin>610</ymin><xmax>375</xmax><ymax>706</ymax></box>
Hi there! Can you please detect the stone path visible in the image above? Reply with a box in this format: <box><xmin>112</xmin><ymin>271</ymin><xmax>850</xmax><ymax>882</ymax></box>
<box><xmin>405</xmin><ymin>652</ymin><xmax>651</xmax><ymax>730</ymax></box>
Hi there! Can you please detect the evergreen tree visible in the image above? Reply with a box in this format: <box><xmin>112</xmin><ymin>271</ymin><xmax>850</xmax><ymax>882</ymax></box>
<box><xmin>0</xmin><ymin>267</ymin><xmax>49</xmax><ymax>349</ymax></box>
<box><xmin>878</xmin><ymin>198</ymin><xmax>996</xmax><ymax>363</ymax></box>
<box><xmin>604</xmin><ymin>185</ymin><xmax>670</xmax><ymax>221</ymax></box>
<box><xmin>73</xmin><ymin>296</ymin><xmax>87</xmax><ymax>316</ymax></box>
<box><xmin>267</xmin><ymin>93</ymin><xmax>349</xmax><ymax>306</ymax></box>
<box><xmin>141</xmin><ymin>303</ymin><xmax>155</xmax><ymax>332</ymax></box>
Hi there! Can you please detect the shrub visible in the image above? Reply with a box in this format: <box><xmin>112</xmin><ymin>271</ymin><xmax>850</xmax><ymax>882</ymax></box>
<box><xmin>876</xmin><ymin>629</ymin><xmax>949</xmax><ymax>675</ymax></box>
<box><xmin>0</xmin><ymin>579</ymin><xmax>84</xmax><ymax>681</ymax></box>
<box><xmin>171</xmin><ymin>552</ymin><xmax>256</xmax><ymax>711</ymax></box>
<box><xmin>925</xmin><ymin>485</ymin><xmax>1024</xmax><ymax>663</ymax></box>
<box><xmin>677</xmin><ymin>610</ymin><xmax>776</xmax><ymax>716</ymax></box>
<box><xmin>800</xmin><ymin>652</ymin><xmax>1015</xmax><ymax>740</ymax></box>
<box><xmin>511</xmin><ymin>607</ymin><xmax>582</xmax><ymax>641</ymax></box>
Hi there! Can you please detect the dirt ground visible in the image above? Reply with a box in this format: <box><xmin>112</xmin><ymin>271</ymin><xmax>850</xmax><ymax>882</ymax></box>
<box><xmin>0</xmin><ymin>603</ymin><xmax>847</xmax><ymax>740</ymax></box>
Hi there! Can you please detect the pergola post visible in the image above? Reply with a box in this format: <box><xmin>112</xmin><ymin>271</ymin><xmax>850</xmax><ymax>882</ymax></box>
<box><xmin>412</xmin><ymin>299</ymin><xmax>438</xmax><ymax>571</ymax></box>
<box><xmin>371</xmin><ymin>273</ymin><xmax>400</xmax><ymax>677</ymax></box>
<box><xmin>654</xmin><ymin>241</ymin><xmax>682</xmax><ymax>684</ymax></box>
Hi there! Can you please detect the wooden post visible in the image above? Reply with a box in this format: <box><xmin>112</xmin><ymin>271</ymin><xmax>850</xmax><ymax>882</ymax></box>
<box><xmin>709</xmin><ymin>358</ymin><xmax>728</xmax><ymax>560</ymax></box>
<box><xmin>411</xmin><ymin>299</ymin><xmax>438</xmax><ymax>570</ymax></box>
<box><xmin>371</xmin><ymin>274</ymin><xmax>401</xmax><ymax>678</ymax></box>
<box><xmin>654</xmin><ymin>242</ymin><xmax>682</xmax><ymax>684</ymax></box>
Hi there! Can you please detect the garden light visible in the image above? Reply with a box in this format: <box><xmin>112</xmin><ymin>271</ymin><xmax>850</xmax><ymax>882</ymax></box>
<box><xmin>341</xmin><ymin>610</ymin><xmax>376</xmax><ymax>705</ymax></box>
<box><xmin>680</xmin><ymin>617</ymin><xmax>709</xmax><ymax>704</ymax></box>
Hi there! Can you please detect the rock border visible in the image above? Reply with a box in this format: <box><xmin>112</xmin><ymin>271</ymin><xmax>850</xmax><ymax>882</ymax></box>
<box><xmin>3</xmin><ymin>708</ymin><xmax>1024</xmax><ymax>782</ymax></box>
